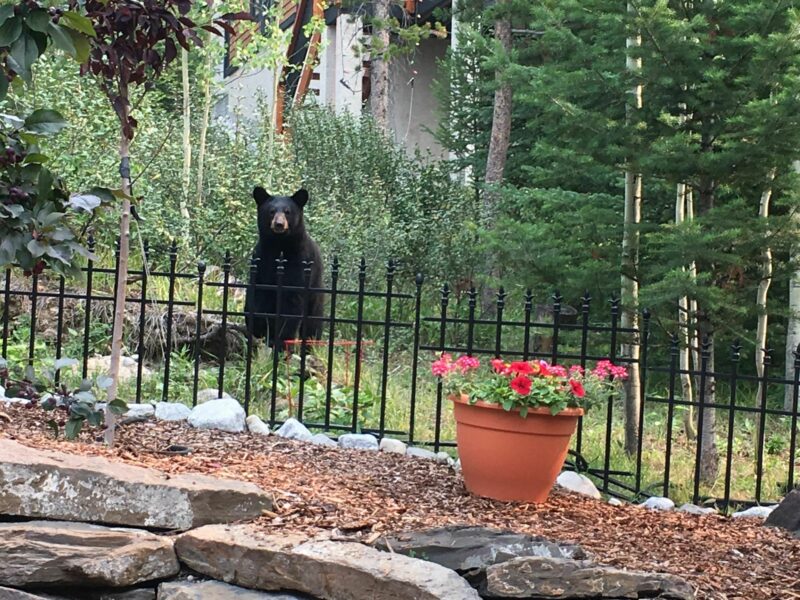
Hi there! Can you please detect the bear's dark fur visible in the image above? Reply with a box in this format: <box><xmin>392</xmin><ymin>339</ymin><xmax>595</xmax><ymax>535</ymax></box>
<box><xmin>244</xmin><ymin>187</ymin><xmax>323</xmax><ymax>348</ymax></box>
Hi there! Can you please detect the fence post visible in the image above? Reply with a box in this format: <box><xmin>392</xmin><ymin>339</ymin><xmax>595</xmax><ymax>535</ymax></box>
<box><xmin>269</xmin><ymin>252</ymin><xmax>286</xmax><ymax>425</ymax></box>
<box><xmin>602</xmin><ymin>296</ymin><xmax>620</xmax><ymax>493</ymax></box>
<box><xmin>663</xmin><ymin>333</ymin><xmax>679</xmax><ymax>497</ymax></box>
<box><xmin>192</xmin><ymin>261</ymin><xmax>206</xmax><ymax>407</ymax></box>
<box><xmin>81</xmin><ymin>235</ymin><xmax>96</xmax><ymax>379</ymax></box>
<box><xmin>378</xmin><ymin>259</ymin><xmax>396</xmax><ymax>439</ymax></box>
<box><xmin>243</xmin><ymin>257</ymin><xmax>257</xmax><ymax>416</ymax></box>
<box><xmin>54</xmin><ymin>275</ymin><xmax>66</xmax><ymax>387</ymax></box>
<box><xmin>162</xmin><ymin>240</ymin><xmax>178</xmax><ymax>402</ymax></box>
<box><xmin>692</xmin><ymin>334</ymin><xmax>712</xmax><ymax>505</ymax></box>
<box><xmin>723</xmin><ymin>340</ymin><xmax>741</xmax><ymax>507</ymax></box>
<box><xmin>297</xmin><ymin>260</ymin><xmax>314</xmax><ymax>421</ymax></box>
<box><xmin>1</xmin><ymin>268</ymin><xmax>10</xmax><ymax>357</ymax></box>
<box><xmin>135</xmin><ymin>240</ymin><xmax>150</xmax><ymax>404</ymax></box>
<box><xmin>466</xmin><ymin>287</ymin><xmax>476</xmax><ymax>357</ymax></box>
<box><xmin>551</xmin><ymin>290</ymin><xmax>562</xmax><ymax>364</ymax></box>
<box><xmin>434</xmin><ymin>283</ymin><xmax>450</xmax><ymax>453</ymax></box>
<box><xmin>522</xmin><ymin>288</ymin><xmax>533</xmax><ymax>361</ymax></box>
<box><xmin>323</xmin><ymin>256</ymin><xmax>339</xmax><ymax>430</ymax></box>
<box><xmin>755</xmin><ymin>347</ymin><xmax>772</xmax><ymax>503</ymax></box>
<box><xmin>351</xmin><ymin>258</ymin><xmax>367</xmax><ymax>433</ymax></box>
<box><xmin>408</xmin><ymin>272</ymin><xmax>424</xmax><ymax>446</ymax></box>
<box><xmin>27</xmin><ymin>271</ymin><xmax>38</xmax><ymax>368</ymax></box>
<box><xmin>575</xmin><ymin>291</ymin><xmax>591</xmax><ymax>455</ymax></box>
<box><xmin>634</xmin><ymin>308</ymin><xmax>651</xmax><ymax>495</ymax></box>
<box><xmin>494</xmin><ymin>287</ymin><xmax>506</xmax><ymax>358</ymax></box>
<box><xmin>788</xmin><ymin>343</ymin><xmax>800</xmax><ymax>492</ymax></box>
<box><xmin>218</xmin><ymin>250</ymin><xmax>232</xmax><ymax>400</ymax></box>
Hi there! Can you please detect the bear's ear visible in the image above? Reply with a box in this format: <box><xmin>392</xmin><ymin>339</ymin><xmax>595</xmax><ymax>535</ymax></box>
<box><xmin>253</xmin><ymin>186</ymin><xmax>271</xmax><ymax>206</ymax></box>
<box><xmin>291</xmin><ymin>188</ymin><xmax>309</xmax><ymax>208</ymax></box>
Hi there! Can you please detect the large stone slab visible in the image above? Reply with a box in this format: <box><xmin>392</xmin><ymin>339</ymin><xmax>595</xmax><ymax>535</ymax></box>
<box><xmin>374</xmin><ymin>526</ymin><xmax>587</xmax><ymax>583</ymax></box>
<box><xmin>158</xmin><ymin>581</ymin><xmax>313</xmax><ymax>599</ymax></box>
<box><xmin>0</xmin><ymin>439</ymin><xmax>272</xmax><ymax>530</ymax></box>
<box><xmin>483</xmin><ymin>556</ymin><xmax>694</xmax><ymax>599</ymax></box>
<box><xmin>0</xmin><ymin>587</ymin><xmax>52</xmax><ymax>600</ymax></box>
<box><xmin>0</xmin><ymin>521</ymin><xmax>179</xmax><ymax>588</ymax></box>
<box><xmin>176</xmin><ymin>525</ymin><xmax>480</xmax><ymax>600</ymax></box>
<box><xmin>765</xmin><ymin>488</ymin><xmax>800</xmax><ymax>537</ymax></box>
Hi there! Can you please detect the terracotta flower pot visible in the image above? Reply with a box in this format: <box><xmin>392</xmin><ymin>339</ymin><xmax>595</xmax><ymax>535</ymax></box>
<box><xmin>451</xmin><ymin>394</ymin><xmax>583</xmax><ymax>503</ymax></box>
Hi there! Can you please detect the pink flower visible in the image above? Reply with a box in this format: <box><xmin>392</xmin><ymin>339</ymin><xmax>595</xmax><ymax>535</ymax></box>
<box><xmin>491</xmin><ymin>359</ymin><xmax>511</xmax><ymax>375</ymax></box>
<box><xmin>431</xmin><ymin>353</ymin><xmax>454</xmax><ymax>377</ymax></box>
<box><xmin>569</xmin><ymin>379</ymin><xmax>586</xmax><ymax>398</ymax></box>
<box><xmin>610</xmin><ymin>365</ymin><xmax>629</xmax><ymax>380</ymax></box>
<box><xmin>569</xmin><ymin>365</ymin><xmax>584</xmax><ymax>376</ymax></box>
<box><xmin>538</xmin><ymin>361</ymin><xmax>552</xmax><ymax>377</ymax></box>
<box><xmin>455</xmin><ymin>355</ymin><xmax>480</xmax><ymax>373</ymax></box>
<box><xmin>510</xmin><ymin>375</ymin><xmax>532</xmax><ymax>396</ymax></box>
<box><xmin>549</xmin><ymin>365</ymin><xmax>568</xmax><ymax>378</ymax></box>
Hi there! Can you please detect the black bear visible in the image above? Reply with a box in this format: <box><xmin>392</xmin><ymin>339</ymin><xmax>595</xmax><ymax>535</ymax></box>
<box><xmin>244</xmin><ymin>187</ymin><xmax>324</xmax><ymax>348</ymax></box>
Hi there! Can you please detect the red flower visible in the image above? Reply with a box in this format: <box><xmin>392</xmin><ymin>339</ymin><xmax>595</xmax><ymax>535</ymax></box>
<box><xmin>510</xmin><ymin>375</ymin><xmax>532</xmax><ymax>396</ymax></box>
<box><xmin>538</xmin><ymin>361</ymin><xmax>551</xmax><ymax>377</ymax></box>
<box><xmin>491</xmin><ymin>359</ymin><xmax>510</xmax><ymax>375</ymax></box>
<box><xmin>509</xmin><ymin>361</ymin><xmax>534</xmax><ymax>375</ymax></box>
<box><xmin>569</xmin><ymin>379</ymin><xmax>586</xmax><ymax>398</ymax></box>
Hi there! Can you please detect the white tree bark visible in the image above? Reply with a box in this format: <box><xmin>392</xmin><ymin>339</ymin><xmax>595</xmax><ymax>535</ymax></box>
<box><xmin>180</xmin><ymin>48</ymin><xmax>192</xmax><ymax>226</ymax></box>
<box><xmin>786</xmin><ymin>161</ymin><xmax>800</xmax><ymax>409</ymax></box>
<box><xmin>370</xmin><ymin>0</ymin><xmax>391</xmax><ymax>134</ymax></box>
<box><xmin>195</xmin><ymin>39</ymin><xmax>213</xmax><ymax>205</ymax></box>
<box><xmin>755</xmin><ymin>172</ymin><xmax>776</xmax><ymax>417</ymax></box>
<box><xmin>621</xmin><ymin>3</ymin><xmax>642</xmax><ymax>456</ymax></box>
<box><xmin>677</xmin><ymin>183</ymin><xmax>697</xmax><ymax>439</ymax></box>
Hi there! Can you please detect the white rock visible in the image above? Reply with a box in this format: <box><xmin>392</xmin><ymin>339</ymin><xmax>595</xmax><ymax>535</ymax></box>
<box><xmin>246</xmin><ymin>415</ymin><xmax>271</xmax><ymax>435</ymax></box>
<box><xmin>678</xmin><ymin>503</ymin><xmax>717</xmax><ymax>516</ymax></box>
<box><xmin>195</xmin><ymin>388</ymin><xmax>234</xmax><ymax>404</ymax></box>
<box><xmin>556</xmin><ymin>471</ymin><xmax>601</xmax><ymax>499</ymax></box>
<box><xmin>380</xmin><ymin>438</ymin><xmax>408</xmax><ymax>454</ymax></box>
<box><xmin>310</xmin><ymin>433</ymin><xmax>338</xmax><ymax>447</ymax></box>
<box><xmin>732</xmin><ymin>505</ymin><xmax>777</xmax><ymax>519</ymax></box>
<box><xmin>1</xmin><ymin>397</ymin><xmax>28</xmax><ymax>405</ymax></box>
<box><xmin>338</xmin><ymin>433</ymin><xmax>379</xmax><ymax>451</ymax></box>
<box><xmin>608</xmin><ymin>497</ymin><xmax>624</xmax><ymax>507</ymax></box>
<box><xmin>640</xmin><ymin>496</ymin><xmax>675</xmax><ymax>511</ymax></box>
<box><xmin>436</xmin><ymin>451</ymin><xmax>454</xmax><ymax>465</ymax></box>
<box><xmin>406</xmin><ymin>447</ymin><xmax>438</xmax><ymax>460</ymax></box>
<box><xmin>454</xmin><ymin>459</ymin><xmax>461</xmax><ymax>471</ymax></box>
<box><xmin>275</xmin><ymin>418</ymin><xmax>312</xmax><ymax>441</ymax></box>
<box><xmin>188</xmin><ymin>398</ymin><xmax>245</xmax><ymax>433</ymax></box>
<box><xmin>125</xmin><ymin>403</ymin><xmax>155</xmax><ymax>419</ymax></box>
<box><xmin>154</xmin><ymin>402</ymin><xmax>191</xmax><ymax>422</ymax></box>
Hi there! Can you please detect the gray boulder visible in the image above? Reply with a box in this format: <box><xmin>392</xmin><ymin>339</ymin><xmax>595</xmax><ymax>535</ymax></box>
<box><xmin>274</xmin><ymin>419</ymin><xmax>312</xmax><ymax>442</ymax></box>
<box><xmin>309</xmin><ymin>434</ymin><xmax>337</xmax><ymax>447</ymax></box>
<box><xmin>338</xmin><ymin>433</ymin><xmax>379</xmax><ymax>451</ymax></box>
<box><xmin>765</xmin><ymin>488</ymin><xmax>800</xmax><ymax>537</ymax></box>
<box><xmin>188</xmin><ymin>398</ymin><xmax>245</xmax><ymax>433</ymax></box>
<box><xmin>158</xmin><ymin>580</ymin><xmax>312</xmax><ymax>599</ymax></box>
<box><xmin>154</xmin><ymin>402</ymin><xmax>191</xmax><ymax>422</ymax></box>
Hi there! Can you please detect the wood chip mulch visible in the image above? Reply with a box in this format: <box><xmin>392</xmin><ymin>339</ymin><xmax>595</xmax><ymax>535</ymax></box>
<box><xmin>1</xmin><ymin>405</ymin><xmax>799</xmax><ymax>600</ymax></box>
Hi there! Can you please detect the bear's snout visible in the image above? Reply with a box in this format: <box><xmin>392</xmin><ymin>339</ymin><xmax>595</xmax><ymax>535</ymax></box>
<box><xmin>271</xmin><ymin>212</ymin><xmax>289</xmax><ymax>233</ymax></box>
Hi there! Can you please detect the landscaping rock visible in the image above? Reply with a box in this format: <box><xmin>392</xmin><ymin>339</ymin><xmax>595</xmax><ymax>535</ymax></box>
<box><xmin>0</xmin><ymin>587</ymin><xmax>52</xmax><ymax>599</ymax></box>
<box><xmin>126</xmin><ymin>404</ymin><xmax>155</xmax><ymax>419</ymax></box>
<box><xmin>176</xmin><ymin>524</ymin><xmax>481</xmax><ymax>600</ymax></box>
<box><xmin>608</xmin><ymin>497</ymin><xmax>624</xmax><ymax>507</ymax></box>
<box><xmin>338</xmin><ymin>433</ymin><xmax>378</xmax><ymax>451</ymax></box>
<box><xmin>678</xmin><ymin>503</ymin><xmax>717</xmax><ymax>516</ymax></box>
<box><xmin>188</xmin><ymin>398</ymin><xmax>245</xmax><ymax>433</ymax></box>
<box><xmin>765</xmin><ymin>488</ymin><xmax>800</xmax><ymax>536</ymax></box>
<box><xmin>640</xmin><ymin>496</ymin><xmax>675</xmax><ymax>511</ymax></box>
<box><xmin>154</xmin><ymin>402</ymin><xmax>191</xmax><ymax>422</ymax></box>
<box><xmin>435</xmin><ymin>452</ymin><xmax>454</xmax><ymax>465</ymax></box>
<box><xmin>309</xmin><ymin>433</ymin><xmax>337</xmax><ymax>447</ymax></box>
<box><xmin>275</xmin><ymin>418</ymin><xmax>312</xmax><ymax>442</ymax></box>
<box><xmin>83</xmin><ymin>355</ymin><xmax>152</xmax><ymax>382</ymax></box>
<box><xmin>556</xmin><ymin>471</ymin><xmax>601</xmax><ymax>499</ymax></box>
<box><xmin>0</xmin><ymin>521</ymin><xmax>178</xmax><ymax>588</ymax></box>
<box><xmin>732</xmin><ymin>505</ymin><xmax>776</xmax><ymax>519</ymax></box>
<box><xmin>379</xmin><ymin>438</ymin><xmax>407</xmax><ymax>454</ymax></box>
<box><xmin>158</xmin><ymin>581</ymin><xmax>312</xmax><ymax>599</ymax></box>
<box><xmin>44</xmin><ymin>589</ymin><xmax>157</xmax><ymax>600</ymax></box>
<box><xmin>483</xmin><ymin>556</ymin><xmax>694</xmax><ymax>599</ymax></box>
<box><xmin>406</xmin><ymin>447</ymin><xmax>438</xmax><ymax>460</ymax></box>
<box><xmin>0</xmin><ymin>439</ymin><xmax>271</xmax><ymax>530</ymax></box>
<box><xmin>246</xmin><ymin>415</ymin><xmax>272</xmax><ymax>436</ymax></box>
<box><xmin>196</xmin><ymin>389</ymin><xmax>234</xmax><ymax>404</ymax></box>
<box><xmin>374</xmin><ymin>526</ymin><xmax>587</xmax><ymax>584</ymax></box>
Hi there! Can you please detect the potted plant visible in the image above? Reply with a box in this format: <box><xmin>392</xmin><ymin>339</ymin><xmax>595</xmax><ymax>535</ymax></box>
<box><xmin>432</xmin><ymin>354</ymin><xmax>628</xmax><ymax>503</ymax></box>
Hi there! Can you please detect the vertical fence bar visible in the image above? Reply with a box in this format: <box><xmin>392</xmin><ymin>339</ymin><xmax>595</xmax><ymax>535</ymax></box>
<box><xmin>27</xmin><ymin>272</ymin><xmax>39</xmax><ymax>367</ymax></box>
<box><xmin>692</xmin><ymin>335</ymin><xmax>711</xmax><ymax>505</ymax></box>
<box><xmin>434</xmin><ymin>283</ymin><xmax>450</xmax><ymax>452</ymax></box>
<box><xmin>162</xmin><ymin>240</ymin><xmax>178</xmax><ymax>402</ymax></box>
<box><xmin>755</xmin><ymin>348</ymin><xmax>772</xmax><ymax>503</ymax></box>
<box><xmin>54</xmin><ymin>275</ymin><xmax>66</xmax><ymax>386</ymax></box>
<box><xmin>135</xmin><ymin>241</ymin><xmax>149</xmax><ymax>404</ymax></box>
<box><xmin>351</xmin><ymin>258</ymin><xmax>367</xmax><ymax>433</ymax></box>
<box><xmin>323</xmin><ymin>256</ymin><xmax>339</xmax><ymax>430</ymax></box>
<box><xmin>1</xmin><ymin>269</ymin><xmax>10</xmax><ymax>356</ymax></box>
<box><xmin>634</xmin><ymin>308</ymin><xmax>651</xmax><ymax>495</ymax></box>
<box><xmin>378</xmin><ymin>260</ymin><xmax>395</xmax><ymax>438</ymax></box>
<box><xmin>243</xmin><ymin>258</ymin><xmax>257</xmax><ymax>416</ymax></box>
<box><xmin>522</xmin><ymin>289</ymin><xmax>533</xmax><ymax>361</ymax></box>
<box><xmin>408</xmin><ymin>273</ymin><xmax>424</xmax><ymax>446</ymax></box>
<box><xmin>787</xmin><ymin>343</ymin><xmax>800</xmax><ymax>493</ymax></box>
<box><xmin>297</xmin><ymin>260</ymin><xmax>313</xmax><ymax>421</ymax></box>
<box><xmin>81</xmin><ymin>236</ymin><xmax>95</xmax><ymax>379</ymax></box>
<box><xmin>466</xmin><ymin>287</ymin><xmax>476</xmax><ymax>357</ymax></box>
<box><xmin>218</xmin><ymin>250</ymin><xmax>232</xmax><ymax>399</ymax></box>
<box><xmin>663</xmin><ymin>334</ymin><xmax>679</xmax><ymax>497</ymax></box>
<box><xmin>269</xmin><ymin>253</ymin><xmax>285</xmax><ymax>425</ymax></box>
<box><xmin>723</xmin><ymin>340</ymin><xmax>741</xmax><ymax>507</ymax></box>
<box><xmin>602</xmin><ymin>296</ymin><xmax>620</xmax><ymax>493</ymax></box>
<box><xmin>551</xmin><ymin>290</ymin><xmax>562</xmax><ymax>363</ymax></box>
<box><xmin>192</xmin><ymin>261</ymin><xmax>206</xmax><ymax>407</ymax></box>
<box><xmin>576</xmin><ymin>291</ymin><xmax>591</xmax><ymax>455</ymax></box>
<box><xmin>494</xmin><ymin>287</ymin><xmax>505</xmax><ymax>357</ymax></box>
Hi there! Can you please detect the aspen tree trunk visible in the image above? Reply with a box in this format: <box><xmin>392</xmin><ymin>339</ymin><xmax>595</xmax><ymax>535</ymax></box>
<box><xmin>755</xmin><ymin>172</ymin><xmax>775</xmax><ymax>434</ymax></box>
<box><xmin>370</xmin><ymin>0</ymin><xmax>391</xmax><ymax>133</ymax></box>
<box><xmin>677</xmin><ymin>183</ymin><xmax>697</xmax><ymax>439</ymax></box>
<box><xmin>105</xmin><ymin>92</ymin><xmax>133</xmax><ymax>448</ymax></box>
<box><xmin>621</xmin><ymin>2</ymin><xmax>642</xmax><ymax>456</ymax></box>
<box><xmin>786</xmin><ymin>162</ymin><xmax>800</xmax><ymax>409</ymax></box>
<box><xmin>196</xmin><ymin>40</ymin><xmax>213</xmax><ymax>204</ymax></box>
<box><xmin>180</xmin><ymin>48</ymin><xmax>192</xmax><ymax>234</ymax></box>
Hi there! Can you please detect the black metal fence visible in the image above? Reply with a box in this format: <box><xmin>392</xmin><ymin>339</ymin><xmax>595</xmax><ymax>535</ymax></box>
<box><xmin>1</xmin><ymin>240</ymin><xmax>798</xmax><ymax>509</ymax></box>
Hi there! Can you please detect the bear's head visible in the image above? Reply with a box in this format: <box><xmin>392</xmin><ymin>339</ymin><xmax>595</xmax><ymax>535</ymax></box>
<box><xmin>253</xmin><ymin>187</ymin><xmax>309</xmax><ymax>240</ymax></box>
